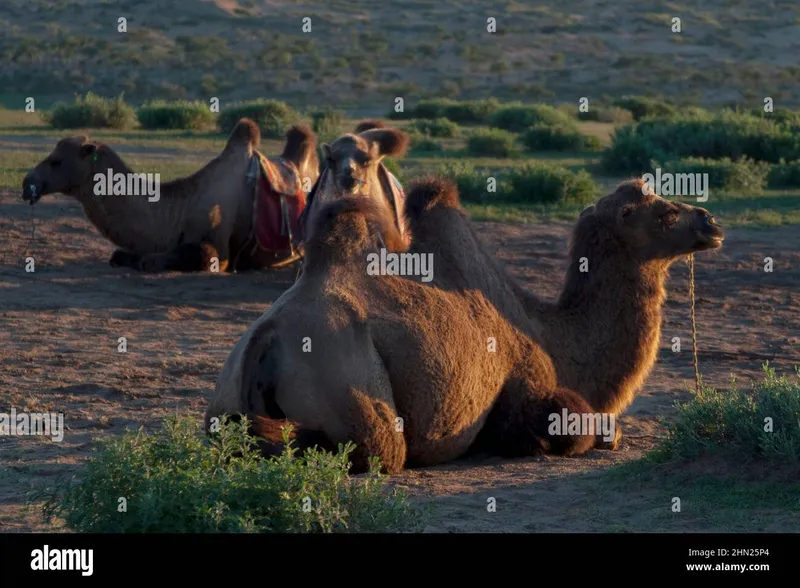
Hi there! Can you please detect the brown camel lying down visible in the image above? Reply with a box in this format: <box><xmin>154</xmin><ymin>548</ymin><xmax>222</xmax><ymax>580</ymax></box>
<box><xmin>205</xmin><ymin>180</ymin><xmax>602</xmax><ymax>474</ymax></box>
<box><xmin>21</xmin><ymin>119</ymin><xmax>319</xmax><ymax>272</ymax></box>
<box><xmin>404</xmin><ymin>177</ymin><xmax>726</xmax><ymax>447</ymax></box>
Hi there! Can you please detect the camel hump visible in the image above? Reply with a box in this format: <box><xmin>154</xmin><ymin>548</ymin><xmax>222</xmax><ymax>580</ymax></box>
<box><xmin>280</xmin><ymin>124</ymin><xmax>317</xmax><ymax>167</ymax></box>
<box><xmin>306</xmin><ymin>196</ymin><xmax>406</xmax><ymax>260</ymax></box>
<box><xmin>404</xmin><ymin>175</ymin><xmax>461</xmax><ymax>221</ymax></box>
<box><xmin>354</xmin><ymin>119</ymin><xmax>387</xmax><ymax>133</ymax></box>
<box><xmin>226</xmin><ymin>118</ymin><xmax>261</xmax><ymax>149</ymax></box>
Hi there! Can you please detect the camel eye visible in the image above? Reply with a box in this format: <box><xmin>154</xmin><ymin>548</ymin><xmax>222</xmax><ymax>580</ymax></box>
<box><xmin>50</xmin><ymin>159</ymin><xmax>61</xmax><ymax>168</ymax></box>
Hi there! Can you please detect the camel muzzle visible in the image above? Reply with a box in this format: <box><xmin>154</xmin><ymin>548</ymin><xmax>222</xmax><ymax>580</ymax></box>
<box><xmin>21</xmin><ymin>177</ymin><xmax>43</xmax><ymax>204</ymax></box>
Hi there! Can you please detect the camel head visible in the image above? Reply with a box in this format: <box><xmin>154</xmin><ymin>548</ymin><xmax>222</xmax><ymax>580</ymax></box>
<box><xmin>22</xmin><ymin>137</ymin><xmax>102</xmax><ymax>204</ymax></box>
<box><xmin>583</xmin><ymin>178</ymin><xmax>725</xmax><ymax>261</ymax></box>
<box><xmin>320</xmin><ymin>127</ymin><xmax>409</xmax><ymax>195</ymax></box>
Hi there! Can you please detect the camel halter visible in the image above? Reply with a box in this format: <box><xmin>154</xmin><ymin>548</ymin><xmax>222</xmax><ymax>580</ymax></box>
<box><xmin>687</xmin><ymin>253</ymin><xmax>700</xmax><ymax>394</ymax></box>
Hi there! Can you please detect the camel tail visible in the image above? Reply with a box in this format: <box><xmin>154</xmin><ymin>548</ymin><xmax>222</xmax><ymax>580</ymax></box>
<box><xmin>280</xmin><ymin>124</ymin><xmax>317</xmax><ymax>169</ymax></box>
<box><xmin>225</xmin><ymin>117</ymin><xmax>261</xmax><ymax>150</ymax></box>
<box><xmin>403</xmin><ymin>175</ymin><xmax>461</xmax><ymax>224</ymax></box>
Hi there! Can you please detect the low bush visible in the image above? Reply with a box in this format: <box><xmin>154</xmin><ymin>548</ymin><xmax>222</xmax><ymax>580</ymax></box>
<box><xmin>44</xmin><ymin>92</ymin><xmax>137</xmax><ymax>129</ymax></box>
<box><xmin>506</xmin><ymin>161</ymin><xmax>599</xmax><ymax>204</ymax></box>
<box><xmin>602</xmin><ymin>110</ymin><xmax>800</xmax><ymax>174</ymax></box>
<box><xmin>658</xmin><ymin>156</ymin><xmax>771</xmax><ymax>195</ymax></box>
<box><xmin>310</xmin><ymin>107</ymin><xmax>344</xmax><ymax>141</ymax></box>
<box><xmin>656</xmin><ymin>364</ymin><xmax>800</xmax><ymax>462</ymax></box>
<box><xmin>767</xmin><ymin>161</ymin><xmax>800</xmax><ymax>188</ymax></box>
<box><xmin>218</xmin><ymin>99</ymin><xmax>301</xmax><ymax>139</ymax></box>
<box><xmin>36</xmin><ymin>415</ymin><xmax>425</xmax><ymax>533</ymax></box>
<box><xmin>137</xmin><ymin>100</ymin><xmax>216</xmax><ymax>130</ymax></box>
<box><xmin>611</xmin><ymin>95</ymin><xmax>676</xmax><ymax>121</ymax></box>
<box><xmin>409</xmin><ymin>117</ymin><xmax>460</xmax><ymax>138</ymax></box>
<box><xmin>465</xmin><ymin>128</ymin><xmax>517</xmax><ymax>157</ymax></box>
<box><xmin>521</xmin><ymin>122</ymin><xmax>602</xmax><ymax>152</ymax></box>
<box><xmin>488</xmin><ymin>103</ymin><xmax>573</xmax><ymax>133</ymax></box>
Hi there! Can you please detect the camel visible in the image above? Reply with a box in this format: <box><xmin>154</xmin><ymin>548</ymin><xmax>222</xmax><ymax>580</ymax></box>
<box><xmin>295</xmin><ymin>123</ymin><xmax>410</xmax><ymax>249</ymax></box>
<box><xmin>403</xmin><ymin>177</ymin><xmax>725</xmax><ymax>447</ymax></box>
<box><xmin>21</xmin><ymin>119</ymin><xmax>319</xmax><ymax>272</ymax></box>
<box><xmin>205</xmin><ymin>180</ymin><xmax>601</xmax><ymax>474</ymax></box>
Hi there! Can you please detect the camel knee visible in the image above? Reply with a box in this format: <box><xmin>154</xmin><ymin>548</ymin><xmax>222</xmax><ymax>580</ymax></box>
<box><xmin>478</xmin><ymin>381</ymin><xmax>597</xmax><ymax>458</ymax></box>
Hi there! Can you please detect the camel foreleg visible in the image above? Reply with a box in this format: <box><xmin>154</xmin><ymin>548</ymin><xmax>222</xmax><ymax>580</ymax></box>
<box><xmin>474</xmin><ymin>376</ymin><xmax>600</xmax><ymax>458</ymax></box>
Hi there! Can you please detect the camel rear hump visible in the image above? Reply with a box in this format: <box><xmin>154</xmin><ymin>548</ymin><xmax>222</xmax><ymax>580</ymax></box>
<box><xmin>303</xmin><ymin>197</ymin><xmax>407</xmax><ymax>267</ymax></box>
<box><xmin>224</xmin><ymin>118</ymin><xmax>261</xmax><ymax>151</ymax></box>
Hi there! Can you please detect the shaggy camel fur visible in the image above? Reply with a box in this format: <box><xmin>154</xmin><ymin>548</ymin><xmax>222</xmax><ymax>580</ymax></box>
<box><xmin>295</xmin><ymin>125</ymin><xmax>410</xmax><ymax>247</ymax></box>
<box><xmin>21</xmin><ymin>119</ymin><xmax>319</xmax><ymax>272</ymax></box>
<box><xmin>205</xmin><ymin>181</ymin><xmax>599</xmax><ymax>474</ymax></box>
<box><xmin>404</xmin><ymin>177</ymin><xmax>725</xmax><ymax>448</ymax></box>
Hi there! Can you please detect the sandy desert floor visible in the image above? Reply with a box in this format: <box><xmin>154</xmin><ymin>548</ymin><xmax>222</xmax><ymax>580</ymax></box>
<box><xmin>1</xmin><ymin>189</ymin><xmax>798</xmax><ymax>532</ymax></box>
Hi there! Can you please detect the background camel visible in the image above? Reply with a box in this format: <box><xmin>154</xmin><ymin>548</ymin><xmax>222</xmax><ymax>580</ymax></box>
<box><xmin>21</xmin><ymin>119</ymin><xmax>319</xmax><ymax>272</ymax></box>
<box><xmin>295</xmin><ymin>124</ymin><xmax>410</xmax><ymax>249</ymax></box>
<box><xmin>403</xmin><ymin>177</ymin><xmax>725</xmax><ymax>448</ymax></box>
<box><xmin>205</xmin><ymin>182</ymin><xmax>599</xmax><ymax>474</ymax></box>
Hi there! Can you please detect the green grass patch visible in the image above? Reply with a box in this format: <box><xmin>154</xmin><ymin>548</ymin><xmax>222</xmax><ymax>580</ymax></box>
<box><xmin>33</xmin><ymin>415</ymin><xmax>426</xmax><ymax>533</ymax></box>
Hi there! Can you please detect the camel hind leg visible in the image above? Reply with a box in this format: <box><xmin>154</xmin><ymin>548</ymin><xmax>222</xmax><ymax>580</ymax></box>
<box><xmin>474</xmin><ymin>376</ymin><xmax>600</xmax><ymax>458</ymax></box>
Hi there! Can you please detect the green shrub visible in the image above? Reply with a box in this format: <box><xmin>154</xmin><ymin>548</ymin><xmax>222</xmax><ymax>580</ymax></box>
<box><xmin>658</xmin><ymin>156</ymin><xmax>771</xmax><ymax>195</ymax></box>
<box><xmin>521</xmin><ymin>122</ymin><xmax>602</xmax><ymax>152</ymax></box>
<box><xmin>488</xmin><ymin>103</ymin><xmax>573</xmax><ymax>133</ymax></box>
<box><xmin>602</xmin><ymin>110</ymin><xmax>800</xmax><ymax>174</ymax></box>
<box><xmin>429</xmin><ymin>161</ymin><xmax>509</xmax><ymax>203</ymax></box>
<box><xmin>410</xmin><ymin>98</ymin><xmax>457</xmax><ymax>119</ymax></box>
<box><xmin>656</xmin><ymin>364</ymin><xmax>800</xmax><ymax>462</ymax></box>
<box><xmin>410</xmin><ymin>117</ymin><xmax>460</xmax><ymax>138</ymax></box>
<box><xmin>218</xmin><ymin>99</ymin><xmax>301</xmax><ymax>139</ymax></box>
<box><xmin>36</xmin><ymin>415</ymin><xmax>425</xmax><ymax>533</ymax></box>
<box><xmin>410</xmin><ymin>137</ymin><xmax>445</xmax><ymax>153</ymax></box>
<box><xmin>440</xmin><ymin>98</ymin><xmax>501</xmax><ymax>124</ymax></box>
<box><xmin>577</xmin><ymin>105</ymin><xmax>635</xmax><ymax>124</ymax></box>
<box><xmin>612</xmin><ymin>96</ymin><xmax>676</xmax><ymax>121</ymax></box>
<box><xmin>136</xmin><ymin>100</ymin><xmax>216</xmax><ymax>130</ymax></box>
<box><xmin>310</xmin><ymin>107</ymin><xmax>344</xmax><ymax>141</ymax></box>
<box><xmin>506</xmin><ymin>162</ymin><xmax>599</xmax><ymax>204</ymax></box>
<box><xmin>768</xmin><ymin>161</ymin><xmax>800</xmax><ymax>188</ymax></box>
<box><xmin>466</xmin><ymin>128</ymin><xmax>517</xmax><ymax>157</ymax></box>
<box><xmin>44</xmin><ymin>92</ymin><xmax>137</xmax><ymax>129</ymax></box>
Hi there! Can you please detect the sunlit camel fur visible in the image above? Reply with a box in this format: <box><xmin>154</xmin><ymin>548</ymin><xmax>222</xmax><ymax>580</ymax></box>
<box><xmin>22</xmin><ymin>119</ymin><xmax>319</xmax><ymax>272</ymax></box>
<box><xmin>205</xmin><ymin>185</ymin><xmax>598</xmax><ymax>474</ymax></box>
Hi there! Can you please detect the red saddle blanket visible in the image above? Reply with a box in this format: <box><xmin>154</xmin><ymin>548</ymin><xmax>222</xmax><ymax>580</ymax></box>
<box><xmin>251</xmin><ymin>151</ymin><xmax>306</xmax><ymax>255</ymax></box>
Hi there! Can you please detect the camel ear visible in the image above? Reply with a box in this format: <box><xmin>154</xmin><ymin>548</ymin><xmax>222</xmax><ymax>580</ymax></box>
<box><xmin>580</xmin><ymin>205</ymin><xmax>595</xmax><ymax>218</ymax></box>
<box><xmin>80</xmin><ymin>143</ymin><xmax>97</xmax><ymax>158</ymax></box>
<box><xmin>321</xmin><ymin>143</ymin><xmax>331</xmax><ymax>160</ymax></box>
<box><xmin>361</xmin><ymin>129</ymin><xmax>410</xmax><ymax>161</ymax></box>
